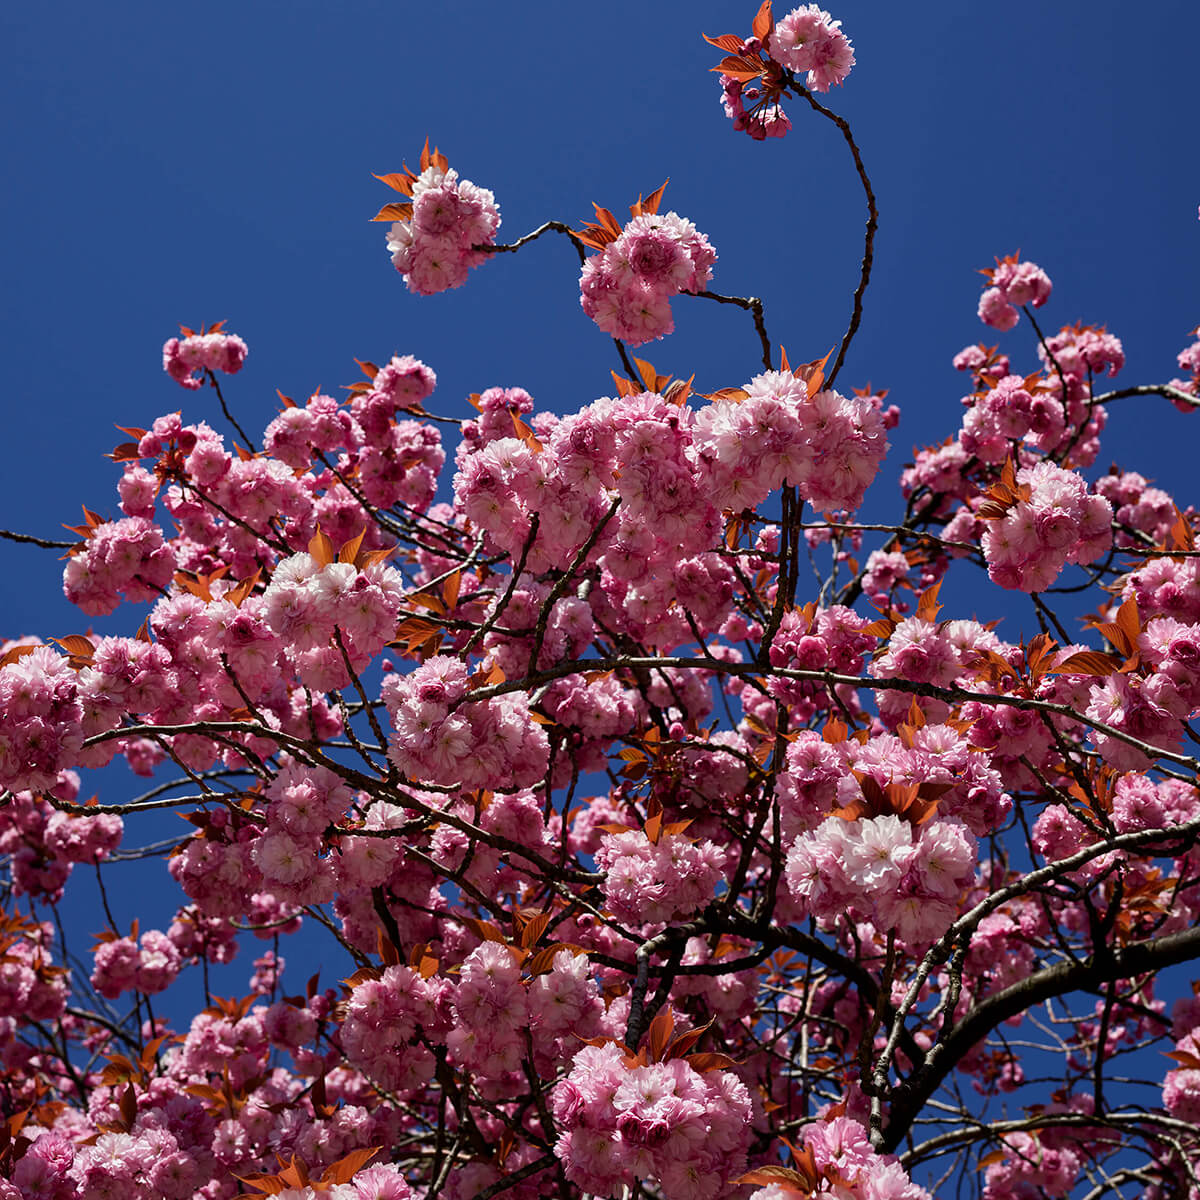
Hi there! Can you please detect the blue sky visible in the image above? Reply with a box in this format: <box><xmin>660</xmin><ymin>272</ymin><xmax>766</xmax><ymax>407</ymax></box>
<box><xmin>1</xmin><ymin>2</ymin><xmax>1198</xmax><ymax>1002</ymax></box>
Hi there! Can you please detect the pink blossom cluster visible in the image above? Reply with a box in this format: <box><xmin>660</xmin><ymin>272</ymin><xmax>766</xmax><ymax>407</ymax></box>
<box><xmin>980</xmin><ymin>461</ymin><xmax>1112</xmax><ymax>592</ymax></box>
<box><xmin>1084</xmin><ymin>671</ymin><xmax>1185</xmax><ymax>770</ymax></box>
<box><xmin>1164</xmin><ymin>1028</ymin><xmax>1200</xmax><ymax>1123</ymax></box>
<box><xmin>1037</xmin><ymin>322</ymin><xmax>1125</xmax><ymax>380</ymax></box>
<box><xmin>261</xmin><ymin>550</ymin><xmax>406</xmax><ymax>688</ymax></box>
<box><xmin>386</xmin><ymin>164</ymin><xmax>500</xmax><ymax>295</ymax></box>
<box><xmin>1171</xmin><ymin>324</ymin><xmax>1200</xmax><ymax>404</ymax></box>
<box><xmin>579</xmin><ymin>212</ymin><xmax>716</xmax><ymax>345</ymax></box>
<box><xmin>694</xmin><ymin>370</ymin><xmax>889</xmax><ymax>513</ymax></box>
<box><xmin>551</xmin><ymin>1040</ymin><xmax>751</xmax><ymax>1200</ymax></box>
<box><xmin>786</xmin><ymin>811</ymin><xmax>976</xmax><ymax>945</ymax></box>
<box><xmin>0</xmin><ymin>782</ymin><xmax>122</xmax><ymax>901</ymax></box>
<box><xmin>983</xmin><ymin>1130</ymin><xmax>1082</xmax><ymax>1200</ymax></box>
<box><xmin>870</xmin><ymin>616</ymin><xmax>1006</xmax><ymax>728</ymax></box>
<box><xmin>595</xmin><ymin>826</ymin><xmax>727</xmax><ymax>926</ymax></box>
<box><xmin>1096</xmin><ymin>468</ymin><xmax>1178</xmax><ymax>546</ymax></box>
<box><xmin>63</xmin><ymin>516</ymin><xmax>177</xmax><ymax>616</ymax></box>
<box><xmin>383</xmin><ymin>655</ymin><xmax>549</xmax><ymax>790</ymax></box>
<box><xmin>959</xmin><ymin>374</ymin><xmax>1069</xmax><ymax>462</ymax></box>
<box><xmin>263</xmin><ymin>391</ymin><xmax>359</xmax><ymax>470</ymax></box>
<box><xmin>978</xmin><ymin>257</ymin><xmax>1052</xmax><ymax>331</ymax></box>
<box><xmin>0</xmin><ymin>919</ymin><xmax>68</xmax><ymax>1022</ymax></box>
<box><xmin>67</xmin><ymin>1127</ymin><xmax>201</xmax><ymax>1199</ymax></box>
<box><xmin>250</xmin><ymin>761</ymin><xmax>353</xmax><ymax>905</ymax></box>
<box><xmin>341</xmin><ymin>961</ymin><xmax>453</xmax><ymax>1096</ymax></box>
<box><xmin>749</xmin><ymin>1117</ymin><xmax>932</xmax><ymax>1200</ymax></box>
<box><xmin>0</xmin><ymin>646</ymin><xmax>83</xmax><ymax>792</ymax></box>
<box><xmin>162</xmin><ymin>329</ymin><xmax>248</xmax><ymax>390</ymax></box>
<box><xmin>766</xmin><ymin>5</ymin><xmax>856</xmax><ymax>92</ymax></box>
<box><xmin>91</xmin><ymin>928</ymin><xmax>182</xmax><ymax>998</ymax></box>
<box><xmin>1123</xmin><ymin>553</ymin><xmax>1200</xmax><ymax>625</ymax></box>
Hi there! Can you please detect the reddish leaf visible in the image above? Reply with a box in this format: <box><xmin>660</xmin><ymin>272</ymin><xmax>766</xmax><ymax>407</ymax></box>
<box><xmin>646</xmin><ymin>1008</ymin><xmax>674</xmax><ymax>1061</ymax></box>
<box><xmin>526</xmin><ymin>942</ymin><xmax>585</xmax><ymax>976</ymax></box>
<box><xmin>308</xmin><ymin>528</ymin><xmax>335</xmax><ymax>567</ymax></box>
<box><xmin>338</xmin><ymin>528</ymin><xmax>367</xmax><ymax>565</ymax></box>
<box><xmin>712</xmin><ymin>53</ymin><xmax>768</xmax><ymax>82</ymax></box>
<box><xmin>915</xmin><ymin>579</ymin><xmax>944</xmax><ymax>624</ymax></box>
<box><xmin>0</xmin><ymin>644</ymin><xmax>39</xmax><ymax>669</ymax></box>
<box><xmin>1047</xmin><ymin>650</ymin><xmax>1123</xmax><ymax>676</ymax></box>
<box><xmin>751</xmin><ymin>0</ymin><xmax>774</xmax><ymax>42</ymax></box>
<box><xmin>371</xmin><ymin>201</ymin><xmax>414</xmax><ymax>223</ymax></box>
<box><xmin>702</xmin><ymin>33</ymin><xmax>746</xmax><ymax>53</ymax></box>
<box><xmin>319</xmin><ymin>1146</ymin><xmax>381</xmax><ymax>1185</ymax></box>
<box><xmin>516</xmin><ymin>910</ymin><xmax>553</xmax><ymax>950</ymax></box>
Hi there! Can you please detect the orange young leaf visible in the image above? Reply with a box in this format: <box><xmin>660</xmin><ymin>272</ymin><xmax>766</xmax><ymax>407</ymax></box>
<box><xmin>225</xmin><ymin>569</ymin><xmax>262</xmax><ymax>609</ymax></box>
<box><xmin>51</xmin><ymin>635</ymin><xmax>95</xmax><ymax>661</ymax></box>
<box><xmin>711</xmin><ymin>53</ymin><xmax>768</xmax><ymax>82</ymax></box>
<box><xmin>646</xmin><ymin>1008</ymin><xmax>675</xmax><ymax>1061</ymax></box>
<box><xmin>702</xmin><ymin>32</ymin><xmax>746</xmax><ymax>53</ymax></box>
<box><xmin>915</xmin><ymin>578</ymin><xmax>944</xmax><ymax>624</ymax></box>
<box><xmin>308</xmin><ymin>528</ymin><xmax>335</xmax><ymax>567</ymax></box>
<box><xmin>516</xmin><ymin>910</ymin><xmax>553</xmax><ymax>950</ymax></box>
<box><xmin>108</xmin><ymin>441</ymin><xmax>142</xmax><ymax>462</ymax></box>
<box><xmin>319</xmin><ymin>1147</ymin><xmax>382</xmax><ymax>1186</ymax></box>
<box><xmin>751</xmin><ymin>0</ymin><xmax>775</xmax><ymax>41</ymax></box>
<box><xmin>371</xmin><ymin>202</ymin><xmax>414</xmax><ymax>223</ymax></box>
<box><xmin>631</xmin><ymin>178</ymin><xmax>669</xmax><ymax>219</ymax></box>
<box><xmin>1047</xmin><ymin>650</ymin><xmax>1123</xmax><ymax>677</ymax></box>
<box><xmin>338</xmin><ymin>528</ymin><xmax>367</xmax><ymax>565</ymax></box>
<box><xmin>0</xmin><ymin>644</ymin><xmax>39</xmax><ymax>669</ymax></box>
<box><xmin>795</xmin><ymin>347</ymin><xmax>834</xmax><ymax>398</ymax></box>
<box><xmin>373</xmin><ymin>171</ymin><xmax>415</xmax><ymax>195</ymax></box>
<box><xmin>376</xmin><ymin>927</ymin><xmax>401</xmax><ymax>967</ymax></box>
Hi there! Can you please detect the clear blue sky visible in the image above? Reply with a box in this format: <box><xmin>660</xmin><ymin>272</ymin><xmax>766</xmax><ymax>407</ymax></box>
<box><xmin>1</xmin><ymin>2</ymin><xmax>1197</xmax><ymax>994</ymax></box>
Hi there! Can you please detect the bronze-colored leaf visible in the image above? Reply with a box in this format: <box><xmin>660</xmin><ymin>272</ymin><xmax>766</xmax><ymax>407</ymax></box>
<box><xmin>1047</xmin><ymin>650</ymin><xmax>1122</xmax><ymax>676</ymax></box>
<box><xmin>371</xmin><ymin>201</ymin><xmax>414</xmax><ymax>223</ymax></box>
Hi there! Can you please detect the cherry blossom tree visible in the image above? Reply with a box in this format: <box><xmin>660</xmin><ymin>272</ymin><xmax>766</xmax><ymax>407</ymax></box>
<box><xmin>2</xmin><ymin>4</ymin><xmax>1200</xmax><ymax>1199</ymax></box>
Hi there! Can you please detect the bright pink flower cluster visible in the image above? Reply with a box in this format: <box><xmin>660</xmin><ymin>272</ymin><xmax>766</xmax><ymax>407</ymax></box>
<box><xmin>1096</xmin><ymin>469</ymin><xmax>1178</xmax><ymax>547</ymax></box>
<box><xmin>63</xmin><ymin>516</ymin><xmax>177</xmax><ymax>616</ymax></box>
<box><xmin>694</xmin><ymin>370</ymin><xmax>889</xmax><ymax>513</ymax></box>
<box><xmin>91</xmin><ymin>928</ymin><xmax>182</xmax><ymax>999</ymax></box>
<box><xmin>980</xmin><ymin>461</ymin><xmax>1112</xmax><ymax>592</ymax></box>
<box><xmin>386</xmin><ymin>164</ymin><xmax>500</xmax><ymax>295</ymax></box>
<box><xmin>383</xmin><ymin>655</ymin><xmax>549</xmax><ymax>790</ymax></box>
<box><xmin>748</xmin><ymin>1117</ymin><xmax>932</xmax><ymax>1200</ymax></box>
<box><xmin>786</xmin><ymin>811</ymin><xmax>976</xmax><ymax>945</ymax></box>
<box><xmin>342</xmin><ymin>962</ymin><xmax>454</xmax><ymax>1096</ymax></box>
<box><xmin>0</xmin><ymin>918</ymin><xmax>68</xmax><ymax>1021</ymax></box>
<box><xmin>0</xmin><ymin>647</ymin><xmax>84</xmax><ymax>792</ymax></box>
<box><xmin>1164</xmin><ymin>1028</ymin><xmax>1200</xmax><ymax>1123</ymax></box>
<box><xmin>767</xmin><ymin>5</ymin><xmax>855</xmax><ymax>92</ymax></box>
<box><xmin>1037</xmin><ymin>322</ymin><xmax>1125</xmax><ymax>380</ymax></box>
<box><xmin>978</xmin><ymin>257</ymin><xmax>1052</xmax><ymax>331</ymax></box>
<box><xmin>1171</xmin><ymin>324</ymin><xmax>1200</xmax><ymax>405</ymax></box>
<box><xmin>163</xmin><ymin>329</ymin><xmax>249</xmax><ymax>390</ymax></box>
<box><xmin>579</xmin><ymin>213</ymin><xmax>715</xmax><ymax>345</ymax></box>
<box><xmin>983</xmin><ymin>1130</ymin><xmax>1082</xmax><ymax>1200</ymax></box>
<box><xmin>261</xmin><ymin>550</ymin><xmax>406</xmax><ymax>689</ymax></box>
<box><xmin>552</xmin><ymin>1040</ymin><xmax>751</xmax><ymax>1200</ymax></box>
<box><xmin>595</xmin><ymin>826</ymin><xmax>728</xmax><ymax>926</ymax></box>
<box><xmin>959</xmin><ymin>374</ymin><xmax>1068</xmax><ymax>463</ymax></box>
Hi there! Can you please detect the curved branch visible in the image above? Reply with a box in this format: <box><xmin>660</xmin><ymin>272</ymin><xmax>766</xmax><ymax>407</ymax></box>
<box><xmin>787</xmin><ymin>84</ymin><xmax>878</xmax><ymax>391</ymax></box>
<box><xmin>880</xmin><ymin>923</ymin><xmax>1200</xmax><ymax>1152</ymax></box>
